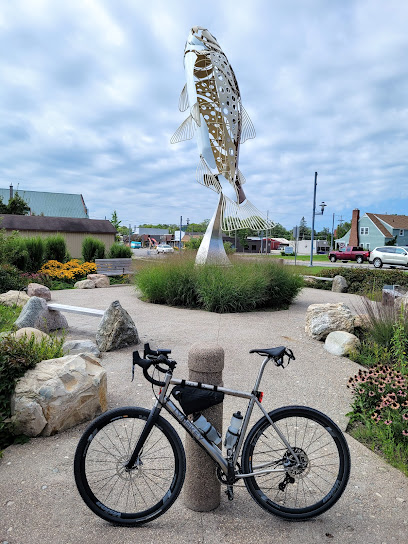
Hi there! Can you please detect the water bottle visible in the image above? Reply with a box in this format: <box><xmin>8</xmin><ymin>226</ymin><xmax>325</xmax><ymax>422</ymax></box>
<box><xmin>193</xmin><ymin>414</ymin><xmax>222</xmax><ymax>445</ymax></box>
<box><xmin>224</xmin><ymin>411</ymin><xmax>243</xmax><ymax>452</ymax></box>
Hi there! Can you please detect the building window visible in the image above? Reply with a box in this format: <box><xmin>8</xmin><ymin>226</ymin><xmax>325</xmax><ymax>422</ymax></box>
<box><xmin>360</xmin><ymin>227</ymin><xmax>369</xmax><ymax>235</ymax></box>
<box><xmin>366</xmin><ymin>243</ymin><xmax>370</xmax><ymax>250</ymax></box>
<box><xmin>399</xmin><ymin>229</ymin><xmax>404</xmax><ymax>236</ymax></box>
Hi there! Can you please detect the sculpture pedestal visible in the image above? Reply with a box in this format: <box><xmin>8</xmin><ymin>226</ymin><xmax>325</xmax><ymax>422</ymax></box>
<box><xmin>195</xmin><ymin>194</ymin><xmax>230</xmax><ymax>266</ymax></box>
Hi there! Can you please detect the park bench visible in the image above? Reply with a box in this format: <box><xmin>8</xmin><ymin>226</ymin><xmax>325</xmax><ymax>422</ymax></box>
<box><xmin>302</xmin><ymin>275</ymin><xmax>334</xmax><ymax>282</ymax></box>
<box><xmin>95</xmin><ymin>258</ymin><xmax>133</xmax><ymax>276</ymax></box>
<box><xmin>48</xmin><ymin>303</ymin><xmax>105</xmax><ymax>317</ymax></box>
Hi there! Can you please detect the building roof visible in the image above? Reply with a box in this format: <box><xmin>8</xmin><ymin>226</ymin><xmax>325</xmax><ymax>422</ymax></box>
<box><xmin>373</xmin><ymin>214</ymin><xmax>408</xmax><ymax>230</ymax></box>
<box><xmin>365</xmin><ymin>213</ymin><xmax>393</xmax><ymax>237</ymax></box>
<box><xmin>0</xmin><ymin>214</ymin><xmax>116</xmax><ymax>234</ymax></box>
<box><xmin>0</xmin><ymin>187</ymin><xmax>88</xmax><ymax>218</ymax></box>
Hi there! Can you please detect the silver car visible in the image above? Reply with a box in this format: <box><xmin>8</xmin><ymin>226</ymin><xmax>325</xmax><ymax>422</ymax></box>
<box><xmin>156</xmin><ymin>243</ymin><xmax>174</xmax><ymax>254</ymax></box>
<box><xmin>369</xmin><ymin>246</ymin><xmax>408</xmax><ymax>268</ymax></box>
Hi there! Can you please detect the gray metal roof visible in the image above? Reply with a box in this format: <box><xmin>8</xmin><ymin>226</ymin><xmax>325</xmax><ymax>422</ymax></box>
<box><xmin>0</xmin><ymin>214</ymin><xmax>116</xmax><ymax>234</ymax></box>
<box><xmin>0</xmin><ymin>187</ymin><xmax>88</xmax><ymax>218</ymax></box>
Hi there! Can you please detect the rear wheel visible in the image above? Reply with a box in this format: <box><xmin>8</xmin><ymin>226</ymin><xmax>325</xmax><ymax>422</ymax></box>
<box><xmin>241</xmin><ymin>406</ymin><xmax>350</xmax><ymax>520</ymax></box>
<box><xmin>74</xmin><ymin>407</ymin><xmax>186</xmax><ymax>526</ymax></box>
<box><xmin>373</xmin><ymin>257</ymin><xmax>383</xmax><ymax>268</ymax></box>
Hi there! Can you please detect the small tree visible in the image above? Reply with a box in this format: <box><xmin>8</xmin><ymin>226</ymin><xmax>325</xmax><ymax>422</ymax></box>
<box><xmin>110</xmin><ymin>211</ymin><xmax>121</xmax><ymax>230</ymax></box>
<box><xmin>108</xmin><ymin>243</ymin><xmax>132</xmax><ymax>258</ymax></box>
<box><xmin>25</xmin><ymin>236</ymin><xmax>45</xmax><ymax>272</ymax></box>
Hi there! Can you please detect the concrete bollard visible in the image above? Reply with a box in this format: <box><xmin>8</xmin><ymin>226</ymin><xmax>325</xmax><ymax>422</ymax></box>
<box><xmin>183</xmin><ymin>343</ymin><xmax>224</xmax><ymax>512</ymax></box>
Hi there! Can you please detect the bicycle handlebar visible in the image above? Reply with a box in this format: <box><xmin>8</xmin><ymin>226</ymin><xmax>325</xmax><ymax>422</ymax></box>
<box><xmin>132</xmin><ymin>344</ymin><xmax>176</xmax><ymax>387</ymax></box>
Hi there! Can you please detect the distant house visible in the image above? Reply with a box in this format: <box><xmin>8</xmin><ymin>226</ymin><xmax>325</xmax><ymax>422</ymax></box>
<box><xmin>0</xmin><ymin>214</ymin><xmax>116</xmax><ymax>258</ymax></box>
<box><xmin>0</xmin><ymin>185</ymin><xmax>89</xmax><ymax>218</ymax></box>
<box><xmin>336</xmin><ymin>209</ymin><xmax>408</xmax><ymax>250</ymax></box>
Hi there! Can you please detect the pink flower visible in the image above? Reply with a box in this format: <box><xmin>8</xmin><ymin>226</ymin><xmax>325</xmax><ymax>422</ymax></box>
<box><xmin>403</xmin><ymin>414</ymin><xmax>408</xmax><ymax>421</ymax></box>
<box><xmin>384</xmin><ymin>420</ymin><xmax>392</xmax><ymax>425</ymax></box>
<box><xmin>369</xmin><ymin>391</ymin><xmax>375</xmax><ymax>397</ymax></box>
<box><xmin>402</xmin><ymin>430</ymin><xmax>408</xmax><ymax>437</ymax></box>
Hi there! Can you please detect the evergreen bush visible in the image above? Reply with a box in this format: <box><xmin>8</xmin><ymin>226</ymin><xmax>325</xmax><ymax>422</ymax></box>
<box><xmin>24</xmin><ymin>236</ymin><xmax>45</xmax><ymax>272</ymax></box>
<box><xmin>45</xmin><ymin>235</ymin><xmax>68</xmax><ymax>262</ymax></box>
<box><xmin>108</xmin><ymin>243</ymin><xmax>132</xmax><ymax>258</ymax></box>
<box><xmin>82</xmin><ymin>237</ymin><xmax>105</xmax><ymax>262</ymax></box>
<box><xmin>313</xmin><ymin>267</ymin><xmax>408</xmax><ymax>295</ymax></box>
<box><xmin>0</xmin><ymin>264</ymin><xmax>26</xmax><ymax>293</ymax></box>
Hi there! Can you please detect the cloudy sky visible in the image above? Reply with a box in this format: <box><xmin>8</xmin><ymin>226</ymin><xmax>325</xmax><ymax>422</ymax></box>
<box><xmin>1</xmin><ymin>0</ymin><xmax>407</xmax><ymax>232</ymax></box>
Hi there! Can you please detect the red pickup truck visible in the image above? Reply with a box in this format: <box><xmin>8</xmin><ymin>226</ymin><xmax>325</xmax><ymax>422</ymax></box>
<box><xmin>328</xmin><ymin>246</ymin><xmax>370</xmax><ymax>264</ymax></box>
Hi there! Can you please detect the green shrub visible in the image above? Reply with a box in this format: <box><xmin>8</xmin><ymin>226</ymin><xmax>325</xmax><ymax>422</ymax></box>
<box><xmin>8</xmin><ymin>237</ymin><xmax>29</xmax><ymax>272</ymax></box>
<box><xmin>313</xmin><ymin>267</ymin><xmax>408</xmax><ymax>295</ymax></box>
<box><xmin>0</xmin><ymin>334</ymin><xmax>64</xmax><ymax>451</ymax></box>
<box><xmin>0</xmin><ymin>264</ymin><xmax>26</xmax><ymax>293</ymax></box>
<box><xmin>223</xmin><ymin>242</ymin><xmax>236</xmax><ymax>255</ymax></box>
<box><xmin>108</xmin><ymin>243</ymin><xmax>132</xmax><ymax>258</ymax></box>
<box><xmin>24</xmin><ymin>236</ymin><xmax>45</xmax><ymax>272</ymax></box>
<box><xmin>45</xmin><ymin>235</ymin><xmax>68</xmax><ymax>262</ymax></box>
<box><xmin>135</xmin><ymin>256</ymin><xmax>303</xmax><ymax>313</ymax></box>
<box><xmin>82</xmin><ymin>237</ymin><xmax>105</xmax><ymax>262</ymax></box>
<box><xmin>0</xmin><ymin>304</ymin><xmax>20</xmax><ymax>333</ymax></box>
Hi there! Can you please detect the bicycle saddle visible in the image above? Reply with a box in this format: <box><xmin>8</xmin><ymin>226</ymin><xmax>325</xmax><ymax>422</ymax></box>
<box><xmin>249</xmin><ymin>347</ymin><xmax>286</xmax><ymax>358</ymax></box>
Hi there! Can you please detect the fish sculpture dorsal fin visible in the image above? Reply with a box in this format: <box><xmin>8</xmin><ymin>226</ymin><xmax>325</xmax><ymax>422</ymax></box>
<box><xmin>190</xmin><ymin>102</ymin><xmax>201</xmax><ymax>126</ymax></box>
<box><xmin>179</xmin><ymin>84</ymin><xmax>189</xmax><ymax>112</ymax></box>
<box><xmin>170</xmin><ymin>115</ymin><xmax>196</xmax><ymax>144</ymax></box>
<box><xmin>240</xmin><ymin>105</ymin><xmax>256</xmax><ymax>143</ymax></box>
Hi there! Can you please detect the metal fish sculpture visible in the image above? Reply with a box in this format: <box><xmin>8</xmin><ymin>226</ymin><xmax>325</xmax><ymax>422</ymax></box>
<box><xmin>171</xmin><ymin>26</ymin><xmax>271</xmax><ymax>235</ymax></box>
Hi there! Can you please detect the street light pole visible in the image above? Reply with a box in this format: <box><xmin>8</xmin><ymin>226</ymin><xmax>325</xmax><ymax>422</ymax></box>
<box><xmin>309</xmin><ymin>172</ymin><xmax>327</xmax><ymax>267</ymax></box>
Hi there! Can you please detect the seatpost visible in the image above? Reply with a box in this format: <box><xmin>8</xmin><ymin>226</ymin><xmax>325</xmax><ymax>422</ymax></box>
<box><xmin>253</xmin><ymin>357</ymin><xmax>270</xmax><ymax>391</ymax></box>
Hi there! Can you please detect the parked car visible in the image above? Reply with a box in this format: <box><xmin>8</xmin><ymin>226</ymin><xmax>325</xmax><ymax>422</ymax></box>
<box><xmin>156</xmin><ymin>243</ymin><xmax>174</xmax><ymax>254</ymax></box>
<box><xmin>369</xmin><ymin>246</ymin><xmax>408</xmax><ymax>268</ymax></box>
<box><xmin>328</xmin><ymin>246</ymin><xmax>370</xmax><ymax>264</ymax></box>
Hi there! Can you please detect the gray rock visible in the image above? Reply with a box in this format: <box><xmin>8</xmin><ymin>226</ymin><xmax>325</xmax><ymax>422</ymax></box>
<box><xmin>63</xmin><ymin>339</ymin><xmax>101</xmax><ymax>357</ymax></box>
<box><xmin>0</xmin><ymin>290</ymin><xmax>30</xmax><ymax>307</ymax></box>
<box><xmin>87</xmin><ymin>274</ymin><xmax>110</xmax><ymax>288</ymax></box>
<box><xmin>14</xmin><ymin>296</ymin><xmax>68</xmax><ymax>332</ymax></box>
<box><xmin>11</xmin><ymin>353</ymin><xmax>107</xmax><ymax>437</ymax></box>
<box><xmin>74</xmin><ymin>279</ymin><xmax>95</xmax><ymax>289</ymax></box>
<box><xmin>305</xmin><ymin>302</ymin><xmax>355</xmax><ymax>340</ymax></box>
<box><xmin>324</xmin><ymin>331</ymin><xmax>361</xmax><ymax>356</ymax></box>
<box><xmin>332</xmin><ymin>275</ymin><xmax>348</xmax><ymax>293</ymax></box>
<box><xmin>96</xmin><ymin>300</ymin><xmax>139</xmax><ymax>352</ymax></box>
<box><xmin>27</xmin><ymin>283</ymin><xmax>51</xmax><ymax>301</ymax></box>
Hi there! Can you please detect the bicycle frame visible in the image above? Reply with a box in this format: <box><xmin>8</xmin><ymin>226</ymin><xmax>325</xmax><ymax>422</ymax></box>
<box><xmin>130</xmin><ymin>355</ymin><xmax>301</xmax><ymax>479</ymax></box>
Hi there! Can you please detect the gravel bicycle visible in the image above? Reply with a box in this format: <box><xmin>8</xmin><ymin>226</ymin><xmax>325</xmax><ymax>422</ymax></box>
<box><xmin>74</xmin><ymin>344</ymin><xmax>351</xmax><ymax>526</ymax></box>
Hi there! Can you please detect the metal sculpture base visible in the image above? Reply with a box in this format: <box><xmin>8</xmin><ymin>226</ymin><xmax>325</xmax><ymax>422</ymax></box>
<box><xmin>195</xmin><ymin>194</ymin><xmax>230</xmax><ymax>266</ymax></box>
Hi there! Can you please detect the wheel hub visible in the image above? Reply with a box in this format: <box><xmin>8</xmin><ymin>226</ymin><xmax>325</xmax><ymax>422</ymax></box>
<box><xmin>283</xmin><ymin>447</ymin><xmax>310</xmax><ymax>477</ymax></box>
<box><xmin>117</xmin><ymin>456</ymin><xmax>143</xmax><ymax>480</ymax></box>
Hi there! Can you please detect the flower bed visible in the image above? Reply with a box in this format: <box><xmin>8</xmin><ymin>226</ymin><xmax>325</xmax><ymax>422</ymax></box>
<box><xmin>39</xmin><ymin>260</ymin><xmax>96</xmax><ymax>284</ymax></box>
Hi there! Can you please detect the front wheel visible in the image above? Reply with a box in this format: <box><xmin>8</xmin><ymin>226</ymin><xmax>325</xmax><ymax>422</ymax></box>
<box><xmin>241</xmin><ymin>406</ymin><xmax>350</xmax><ymax>520</ymax></box>
<box><xmin>356</xmin><ymin>256</ymin><xmax>363</xmax><ymax>264</ymax></box>
<box><xmin>330</xmin><ymin>255</ymin><xmax>337</xmax><ymax>262</ymax></box>
<box><xmin>74</xmin><ymin>407</ymin><xmax>186</xmax><ymax>526</ymax></box>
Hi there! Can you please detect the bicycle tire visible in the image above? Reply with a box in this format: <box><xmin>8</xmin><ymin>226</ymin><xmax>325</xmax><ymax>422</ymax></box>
<box><xmin>241</xmin><ymin>406</ymin><xmax>350</xmax><ymax>520</ymax></box>
<box><xmin>74</xmin><ymin>406</ymin><xmax>186</xmax><ymax>526</ymax></box>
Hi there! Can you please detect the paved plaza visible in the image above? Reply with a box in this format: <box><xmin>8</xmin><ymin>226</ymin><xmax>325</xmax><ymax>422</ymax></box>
<box><xmin>1</xmin><ymin>286</ymin><xmax>407</xmax><ymax>544</ymax></box>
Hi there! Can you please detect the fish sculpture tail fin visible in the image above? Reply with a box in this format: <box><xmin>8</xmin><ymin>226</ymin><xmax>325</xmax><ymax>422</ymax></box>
<box><xmin>221</xmin><ymin>195</ymin><xmax>274</xmax><ymax>233</ymax></box>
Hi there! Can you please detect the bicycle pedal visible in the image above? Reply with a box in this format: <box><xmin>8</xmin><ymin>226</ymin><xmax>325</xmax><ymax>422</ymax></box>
<box><xmin>225</xmin><ymin>487</ymin><xmax>234</xmax><ymax>501</ymax></box>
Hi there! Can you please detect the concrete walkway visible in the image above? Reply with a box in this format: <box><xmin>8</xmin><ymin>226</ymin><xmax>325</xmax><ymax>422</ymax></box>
<box><xmin>1</xmin><ymin>286</ymin><xmax>407</xmax><ymax>544</ymax></box>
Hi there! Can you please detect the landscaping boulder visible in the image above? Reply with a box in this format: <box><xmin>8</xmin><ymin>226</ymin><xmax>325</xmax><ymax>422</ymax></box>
<box><xmin>87</xmin><ymin>274</ymin><xmax>110</xmax><ymax>288</ymax></box>
<box><xmin>324</xmin><ymin>331</ymin><xmax>361</xmax><ymax>356</ymax></box>
<box><xmin>13</xmin><ymin>327</ymin><xmax>50</xmax><ymax>342</ymax></box>
<box><xmin>74</xmin><ymin>279</ymin><xmax>96</xmax><ymax>289</ymax></box>
<box><xmin>63</xmin><ymin>339</ymin><xmax>101</xmax><ymax>358</ymax></box>
<box><xmin>27</xmin><ymin>282</ymin><xmax>51</xmax><ymax>301</ymax></box>
<box><xmin>331</xmin><ymin>275</ymin><xmax>348</xmax><ymax>293</ymax></box>
<box><xmin>0</xmin><ymin>290</ymin><xmax>30</xmax><ymax>307</ymax></box>
<box><xmin>96</xmin><ymin>300</ymin><xmax>139</xmax><ymax>352</ymax></box>
<box><xmin>14</xmin><ymin>296</ymin><xmax>68</xmax><ymax>332</ymax></box>
<box><xmin>11</xmin><ymin>353</ymin><xmax>107</xmax><ymax>437</ymax></box>
<box><xmin>305</xmin><ymin>302</ymin><xmax>355</xmax><ymax>340</ymax></box>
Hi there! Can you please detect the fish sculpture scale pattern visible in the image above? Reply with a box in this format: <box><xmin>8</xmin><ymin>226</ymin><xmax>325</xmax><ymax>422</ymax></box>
<box><xmin>172</xmin><ymin>26</ymin><xmax>273</xmax><ymax>233</ymax></box>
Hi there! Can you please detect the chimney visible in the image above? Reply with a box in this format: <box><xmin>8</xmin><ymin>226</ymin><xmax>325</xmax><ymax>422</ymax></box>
<box><xmin>349</xmin><ymin>209</ymin><xmax>360</xmax><ymax>247</ymax></box>
<box><xmin>9</xmin><ymin>184</ymin><xmax>13</xmax><ymax>200</ymax></box>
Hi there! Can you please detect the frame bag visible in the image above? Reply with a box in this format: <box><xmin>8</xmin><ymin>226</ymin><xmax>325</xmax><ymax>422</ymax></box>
<box><xmin>171</xmin><ymin>385</ymin><xmax>224</xmax><ymax>415</ymax></box>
